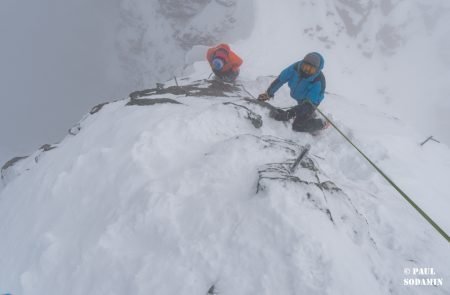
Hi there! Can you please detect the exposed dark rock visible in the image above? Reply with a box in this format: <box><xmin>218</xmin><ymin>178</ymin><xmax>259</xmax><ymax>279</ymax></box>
<box><xmin>255</xmin><ymin>139</ymin><xmax>341</xmax><ymax>225</ymax></box>
<box><xmin>1</xmin><ymin>145</ymin><xmax>57</xmax><ymax>181</ymax></box>
<box><xmin>256</xmin><ymin>162</ymin><xmax>309</xmax><ymax>193</ymax></box>
<box><xmin>129</xmin><ymin>86</ymin><xmax>187</xmax><ymax>99</ymax></box>
<box><xmin>35</xmin><ymin>144</ymin><xmax>57</xmax><ymax>163</ymax></box>
<box><xmin>207</xmin><ymin>284</ymin><xmax>218</xmax><ymax>295</ymax></box>
<box><xmin>223</xmin><ymin>102</ymin><xmax>263</xmax><ymax>128</ymax></box>
<box><xmin>69</xmin><ymin>123</ymin><xmax>82</xmax><ymax>136</ymax></box>
<box><xmin>306</xmin><ymin>192</ymin><xmax>335</xmax><ymax>223</ymax></box>
<box><xmin>325</xmin><ymin>209</ymin><xmax>334</xmax><ymax>223</ymax></box>
<box><xmin>126</xmin><ymin>98</ymin><xmax>182</xmax><ymax>106</ymax></box>
<box><xmin>1</xmin><ymin>156</ymin><xmax>28</xmax><ymax>180</ymax></box>
<box><xmin>90</xmin><ymin>102</ymin><xmax>110</xmax><ymax>115</ymax></box>
<box><xmin>1</xmin><ymin>156</ymin><xmax>28</xmax><ymax>172</ymax></box>
<box><xmin>129</xmin><ymin>79</ymin><xmax>241</xmax><ymax>99</ymax></box>
<box><xmin>242</xmin><ymin>97</ymin><xmax>280</xmax><ymax>113</ymax></box>
<box><xmin>318</xmin><ymin>181</ymin><xmax>342</xmax><ymax>193</ymax></box>
<box><xmin>39</xmin><ymin>144</ymin><xmax>57</xmax><ymax>152</ymax></box>
<box><xmin>300</xmin><ymin>157</ymin><xmax>318</xmax><ymax>172</ymax></box>
<box><xmin>256</xmin><ymin>158</ymin><xmax>335</xmax><ymax>224</ymax></box>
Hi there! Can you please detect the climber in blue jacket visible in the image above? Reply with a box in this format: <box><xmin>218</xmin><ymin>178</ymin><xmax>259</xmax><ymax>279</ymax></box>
<box><xmin>258</xmin><ymin>52</ymin><xmax>329</xmax><ymax>133</ymax></box>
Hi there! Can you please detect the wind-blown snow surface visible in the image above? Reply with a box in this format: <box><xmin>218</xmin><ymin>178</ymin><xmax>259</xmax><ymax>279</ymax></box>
<box><xmin>0</xmin><ymin>70</ymin><xmax>449</xmax><ymax>294</ymax></box>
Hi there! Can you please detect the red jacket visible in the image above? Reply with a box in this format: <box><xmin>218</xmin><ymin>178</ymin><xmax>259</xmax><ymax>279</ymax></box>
<box><xmin>206</xmin><ymin>44</ymin><xmax>243</xmax><ymax>73</ymax></box>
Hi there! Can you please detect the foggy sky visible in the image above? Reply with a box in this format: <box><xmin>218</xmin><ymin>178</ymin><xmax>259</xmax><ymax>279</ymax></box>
<box><xmin>0</xmin><ymin>0</ymin><xmax>125</xmax><ymax>164</ymax></box>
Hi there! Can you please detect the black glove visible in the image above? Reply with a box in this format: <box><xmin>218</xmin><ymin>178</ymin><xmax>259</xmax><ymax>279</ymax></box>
<box><xmin>257</xmin><ymin>92</ymin><xmax>271</xmax><ymax>101</ymax></box>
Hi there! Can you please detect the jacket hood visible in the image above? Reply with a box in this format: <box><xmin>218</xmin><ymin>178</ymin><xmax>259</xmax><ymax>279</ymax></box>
<box><xmin>299</xmin><ymin>52</ymin><xmax>324</xmax><ymax>81</ymax></box>
<box><xmin>304</xmin><ymin>52</ymin><xmax>324</xmax><ymax>70</ymax></box>
<box><xmin>315</xmin><ymin>52</ymin><xmax>324</xmax><ymax>70</ymax></box>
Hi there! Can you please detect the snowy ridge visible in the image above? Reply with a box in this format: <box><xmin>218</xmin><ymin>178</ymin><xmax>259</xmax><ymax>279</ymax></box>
<box><xmin>1</xmin><ymin>71</ymin><xmax>449</xmax><ymax>294</ymax></box>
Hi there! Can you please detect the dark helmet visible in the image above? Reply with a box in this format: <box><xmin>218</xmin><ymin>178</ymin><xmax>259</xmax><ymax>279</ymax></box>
<box><xmin>303</xmin><ymin>52</ymin><xmax>324</xmax><ymax>69</ymax></box>
<box><xmin>301</xmin><ymin>52</ymin><xmax>324</xmax><ymax>76</ymax></box>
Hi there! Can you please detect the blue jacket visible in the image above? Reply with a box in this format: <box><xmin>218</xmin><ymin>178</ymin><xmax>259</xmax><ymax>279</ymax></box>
<box><xmin>267</xmin><ymin>53</ymin><xmax>326</xmax><ymax>106</ymax></box>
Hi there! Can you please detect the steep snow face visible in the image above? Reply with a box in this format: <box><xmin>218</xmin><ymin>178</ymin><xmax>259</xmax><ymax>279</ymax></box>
<box><xmin>0</xmin><ymin>74</ymin><xmax>449</xmax><ymax>294</ymax></box>
<box><xmin>1</xmin><ymin>1</ymin><xmax>450</xmax><ymax>294</ymax></box>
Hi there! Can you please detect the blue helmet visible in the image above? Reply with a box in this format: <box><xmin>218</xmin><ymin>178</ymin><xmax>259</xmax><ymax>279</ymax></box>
<box><xmin>212</xmin><ymin>58</ymin><xmax>224</xmax><ymax>71</ymax></box>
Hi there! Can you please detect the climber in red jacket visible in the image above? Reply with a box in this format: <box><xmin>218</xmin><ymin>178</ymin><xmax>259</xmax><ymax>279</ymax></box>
<box><xmin>206</xmin><ymin>43</ymin><xmax>243</xmax><ymax>82</ymax></box>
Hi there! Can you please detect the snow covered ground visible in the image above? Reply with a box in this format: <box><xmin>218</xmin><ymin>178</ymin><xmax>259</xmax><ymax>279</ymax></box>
<box><xmin>0</xmin><ymin>66</ymin><xmax>449</xmax><ymax>294</ymax></box>
<box><xmin>1</xmin><ymin>0</ymin><xmax>450</xmax><ymax>294</ymax></box>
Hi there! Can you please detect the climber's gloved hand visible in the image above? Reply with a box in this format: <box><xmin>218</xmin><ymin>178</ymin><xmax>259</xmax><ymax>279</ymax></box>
<box><xmin>257</xmin><ymin>92</ymin><xmax>271</xmax><ymax>101</ymax></box>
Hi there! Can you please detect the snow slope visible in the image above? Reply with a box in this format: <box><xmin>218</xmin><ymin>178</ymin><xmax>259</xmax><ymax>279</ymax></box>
<box><xmin>1</xmin><ymin>1</ymin><xmax>450</xmax><ymax>294</ymax></box>
<box><xmin>0</xmin><ymin>67</ymin><xmax>449</xmax><ymax>294</ymax></box>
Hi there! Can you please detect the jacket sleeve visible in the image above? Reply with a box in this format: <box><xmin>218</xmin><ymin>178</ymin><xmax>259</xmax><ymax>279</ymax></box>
<box><xmin>306</xmin><ymin>80</ymin><xmax>325</xmax><ymax>105</ymax></box>
<box><xmin>267</xmin><ymin>64</ymin><xmax>295</xmax><ymax>97</ymax></box>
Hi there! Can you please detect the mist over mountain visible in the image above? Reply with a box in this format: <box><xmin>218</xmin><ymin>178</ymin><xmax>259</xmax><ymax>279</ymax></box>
<box><xmin>0</xmin><ymin>0</ymin><xmax>123</xmax><ymax>164</ymax></box>
<box><xmin>1</xmin><ymin>0</ymin><xmax>449</xmax><ymax>162</ymax></box>
<box><xmin>115</xmin><ymin>0</ymin><xmax>254</xmax><ymax>88</ymax></box>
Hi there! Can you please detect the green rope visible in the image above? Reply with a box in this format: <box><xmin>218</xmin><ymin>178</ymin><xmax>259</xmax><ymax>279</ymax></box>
<box><xmin>316</xmin><ymin>108</ymin><xmax>450</xmax><ymax>243</ymax></box>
